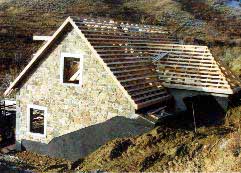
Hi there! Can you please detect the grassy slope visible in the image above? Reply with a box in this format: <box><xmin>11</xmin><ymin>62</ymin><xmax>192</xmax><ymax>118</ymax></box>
<box><xmin>0</xmin><ymin>1</ymin><xmax>240</xmax><ymax>171</ymax></box>
<box><xmin>1</xmin><ymin>109</ymin><xmax>240</xmax><ymax>172</ymax></box>
<box><xmin>0</xmin><ymin>0</ymin><xmax>240</xmax><ymax>76</ymax></box>
<box><xmin>75</xmin><ymin>111</ymin><xmax>241</xmax><ymax>172</ymax></box>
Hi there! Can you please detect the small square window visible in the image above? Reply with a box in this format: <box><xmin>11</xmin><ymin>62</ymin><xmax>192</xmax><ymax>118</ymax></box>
<box><xmin>29</xmin><ymin>108</ymin><xmax>45</xmax><ymax>134</ymax></box>
<box><xmin>27</xmin><ymin>105</ymin><xmax>47</xmax><ymax>137</ymax></box>
<box><xmin>61</xmin><ymin>53</ymin><xmax>83</xmax><ymax>86</ymax></box>
<box><xmin>63</xmin><ymin>57</ymin><xmax>80</xmax><ymax>84</ymax></box>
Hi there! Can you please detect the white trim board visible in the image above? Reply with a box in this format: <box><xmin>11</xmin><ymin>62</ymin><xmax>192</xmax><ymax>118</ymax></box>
<box><xmin>33</xmin><ymin>36</ymin><xmax>52</xmax><ymax>41</ymax></box>
<box><xmin>4</xmin><ymin>17</ymin><xmax>73</xmax><ymax>96</ymax></box>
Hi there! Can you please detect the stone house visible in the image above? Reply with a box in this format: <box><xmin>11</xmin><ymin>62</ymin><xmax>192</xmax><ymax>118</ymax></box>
<box><xmin>4</xmin><ymin>16</ymin><xmax>241</xmax><ymax>160</ymax></box>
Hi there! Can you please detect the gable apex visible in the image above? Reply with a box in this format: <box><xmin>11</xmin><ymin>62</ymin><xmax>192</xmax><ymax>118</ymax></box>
<box><xmin>4</xmin><ymin>17</ymin><xmax>75</xmax><ymax>96</ymax></box>
<box><xmin>4</xmin><ymin>17</ymin><xmax>138</xmax><ymax>109</ymax></box>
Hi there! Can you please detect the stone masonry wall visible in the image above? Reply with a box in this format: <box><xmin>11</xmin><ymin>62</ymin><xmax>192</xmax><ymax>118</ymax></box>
<box><xmin>16</xmin><ymin>27</ymin><xmax>136</xmax><ymax>145</ymax></box>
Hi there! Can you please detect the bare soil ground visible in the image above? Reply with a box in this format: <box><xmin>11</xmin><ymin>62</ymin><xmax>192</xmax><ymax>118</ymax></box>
<box><xmin>0</xmin><ymin>0</ymin><xmax>240</xmax><ymax>172</ymax></box>
<box><xmin>0</xmin><ymin>151</ymin><xmax>71</xmax><ymax>172</ymax></box>
<box><xmin>0</xmin><ymin>105</ymin><xmax>240</xmax><ymax>172</ymax></box>
<box><xmin>75</xmin><ymin>112</ymin><xmax>241</xmax><ymax>172</ymax></box>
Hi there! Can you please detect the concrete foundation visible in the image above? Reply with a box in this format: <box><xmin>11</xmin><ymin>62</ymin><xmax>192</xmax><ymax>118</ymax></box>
<box><xmin>21</xmin><ymin>116</ymin><xmax>153</xmax><ymax>161</ymax></box>
<box><xmin>167</xmin><ymin>88</ymin><xmax>229</xmax><ymax>112</ymax></box>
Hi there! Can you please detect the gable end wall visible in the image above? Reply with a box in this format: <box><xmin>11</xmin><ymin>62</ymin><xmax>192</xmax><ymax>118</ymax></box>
<box><xmin>16</xmin><ymin>28</ymin><xmax>137</xmax><ymax>146</ymax></box>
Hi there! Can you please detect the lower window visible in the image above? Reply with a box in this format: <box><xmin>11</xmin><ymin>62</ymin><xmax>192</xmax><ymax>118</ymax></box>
<box><xmin>27</xmin><ymin>105</ymin><xmax>47</xmax><ymax>137</ymax></box>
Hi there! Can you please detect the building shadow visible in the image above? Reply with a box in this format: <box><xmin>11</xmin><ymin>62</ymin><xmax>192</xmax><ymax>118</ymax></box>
<box><xmin>157</xmin><ymin>93</ymin><xmax>241</xmax><ymax>130</ymax></box>
<box><xmin>20</xmin><ymin>93</ymin><xmax>241</xmax><ymax>161</ymax></box>
<box><xmin>21</xmin><ymin>116</ymin><xmax>153</xmax><ymax>161</ymax></box>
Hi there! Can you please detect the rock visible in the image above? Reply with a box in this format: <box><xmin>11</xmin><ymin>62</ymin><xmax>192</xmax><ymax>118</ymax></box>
<box><xmin>7</xmin><ymin>144</ymin><xmax>16</xmax><ymax>151</ymax></box>
<box><xmin>1</xmin><ymin>148</ymin><xmax>10</xmax><ymax>154</ymax></box>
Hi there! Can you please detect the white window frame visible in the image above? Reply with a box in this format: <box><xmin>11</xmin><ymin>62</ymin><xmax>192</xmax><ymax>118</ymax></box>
<box><xmin>60</xmin><ymin>52</ymin><xmax>84</xmax><ymax>87</ymax></box>
<box><xmin>27</xmin><ymin>104</ymin><xmax>47</xmax><ymax>138</ymax></box>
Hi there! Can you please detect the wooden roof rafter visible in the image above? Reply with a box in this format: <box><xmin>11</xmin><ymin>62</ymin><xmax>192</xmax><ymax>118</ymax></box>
<box><xmin>5</xmin><ymin>16</ymin><xmax>241</xmax><ymax>111</ymax></box>
<box><xmin>151</xmin><ymin>44</ymin><xmax>241</xmax><ymax>94</ymax></box>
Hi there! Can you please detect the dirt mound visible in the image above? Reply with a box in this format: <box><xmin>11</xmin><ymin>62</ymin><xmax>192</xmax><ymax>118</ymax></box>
<box><xmin>16</xmin><ymin>151</ymin><xmax>71</xmax><ymax>172</ymax></box>
<box><xmin>139</xmin><ymin>152</ymin><xmax>161</xmax><ymax>172</ymax></box>
<box><xmin>0</xmin><ymin>107</ymin><xmax>240</xmax><ymax>172</ymax></box>
<box><xmin>109</xmin><ymin>139</ymin><xmax>133</xmax><ymax>160</ymax></box>
<box><xmin>75</xmin><ymin>112</ymin><xmax>241</xmax><ymax>172</ymax></box>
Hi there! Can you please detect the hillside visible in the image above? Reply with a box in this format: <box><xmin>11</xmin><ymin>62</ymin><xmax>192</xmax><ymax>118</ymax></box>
<box><xmin>74</xmin><ymin>107</ymin><xmax>241</xmax><ymax>172</ymax></box>
<box><xmin>0</xmin><ymin>1</ymin><xmax>240</xmax><ymax>171</ymax></box>
<box><xmin>0</xmin><ymin>105</ymin><xmax>240</xmax><ymax>172</ymax></box>
<box><xmin>0</xmin><ymin>0</ymin><xmax>240</xmax><ymax>83</ymax></box>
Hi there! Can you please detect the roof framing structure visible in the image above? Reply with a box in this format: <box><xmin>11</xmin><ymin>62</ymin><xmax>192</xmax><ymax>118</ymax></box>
<box><xmin>4</xmin><ymin>17</ymin><xmax>139</xmax><ymax>109</ymax></box>
<box><xmin>4</xmin><ymin>17</ymin><xmax>241</xmax><ymax>110</ymax></box>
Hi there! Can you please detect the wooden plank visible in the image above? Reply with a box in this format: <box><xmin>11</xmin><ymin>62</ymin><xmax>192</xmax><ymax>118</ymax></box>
<box><xmin>80</xmin><ymin>29</ymin><xmax>173</xmax><ymax>38</ymax></box>
<box><xmin>76</xmin><ymin>21</ymin><xmax>170</xmax><ymax>30</ymax></box>
<box><xmin>90</xmin><ymin>40</ymin><xmax>180</xmax><ymax>45</ymax></box>
<box><xmin>158</xmin><ymin>74</ymin><xmax>229</xmax><ymax>85</ymax></box>
<box><xmin>106</xmin><ymin>60</ymin><xmax>150</xmax><ymax>65</ymax></box>
<box><xmin>168</xmin><ymin>53</ymin><xmax>212</xmax><ymax>59</ymax></box>
<box><xmin>166</xmin><ymin>55</ymin><xmax>213</xmax><ymax>61</ymax></box>
<box><xmin>159</xmin><ymin>58</ymin><xmax>214</xmax><ymax>65</ymax></box>
<box><xmin>157</xmin><ymin>60</ymin><xmax>218</xmax><ymax>67</ymax></box>
<box><xmin>158</xmin><ymin>64</ymin><xmax>219</xmax><ymax>71</ymax></box>
<box><xmin>147</xmin><ymin>106</ymin><xmax>167</xmax><ymax>115</ymax></box>
<box><xmin>161</xmin><ymin>57</ymin><xmax>214</xmax><ymax>63</ymax></box>
<box><xmin>83</xmin><ymin>33</ymin><xmax>176</xmax><ymax>41</ymax></box>
<box><xmin>120</xmin><ymin>75</ymin><xmax>158</xmax><ymax>83</ymax></box>
<box><xmin>94</xmin><ymin>45</ymin><xmax>208</xmax><ymax>52</ymax></box>
<box><xmin>33</xmin><ymin>36</ymin><xmax>52</xmax><ymax>41</ymax></box>
<box><xmin>104</xmin><ymin>56</ymin><xmax>151</xmax><ymax>60</ymax></box>
<box><xmin>134</xmin><ymin>92</ymin><xmax>167</xmax><ymax>102</ymax></box>
<box><xmin>127</xmin><ymin>84</ymin><xmax>162</xmax><ymax>92</ymax></box>
<box><xmin>157</xmin><ymin>71</ymin><xmax>225</xmax><ymax>79</ymax></box>
<box><xmin>162</xmin><ymin>67</ymin><xmax>220</xmax><ymax>75</ymax></box>
<box><xmin>137</xmin><ymin>95</ymin><xmax>172</xmax><ymax>109</ymax></box>
<box><xmin>149</xmin><ymin>51</ymin><xmax>212</xmax><ymax>56</ymax></box>
<box><xmin>96</xmin><ymin>49</ymin><xmax>212</xmax><ymax>56</ymax></box>
<box><xmin>77</xmin><ymin>24</ymin><xmax>170</xmax><ymax>34</ymax></box>
<box><xmin>74</xmin><ymin>19</ymin><xmax>169</xmax><ymax>30</ymax></box>
<box><xmin>85</xmin><ymin>35</ymin><xmax>172</xmax><ymax>42</ymax></box>
<box><xmin>161</xmin><ymin>79</ymin><xmax>230</xmax><ymax>88</ymax></box>
<box><xmin>116</xmin><ymin>71</ymin><xmax>154</xmax><ymax>79</ymax></box>
<box><xmin>87</xmin><ymin>38</ymin><xmax>178</xmax><ymax>43</ymax></box>
<box><xmin>113</xmin><ymin>67</ymin><xmax>153</xmax><ymax>74</ymax></box>
<box><xmin>123</xmin><ymin>79</ymin><xmax>161</xmax><ymax>88</ymax></box>
<box><xmin>99</xmin><ymin>53</ymin><xmax>146</xmax><ymax>57</ymax></box>
<box><xmin>162</xmin><ymin>83</ymin><xmax>233</xmax><ymax>94</ymax></box>
<box><xmin>69</xmin><ymin>69</ymin><xmax>81</xmax><ymax>81</ymax></box>
<box><xmin>78</xmin><ymin>24</ymin><xmax>169</xmax><ymax>33</ymax></box>
<box><xmin>146</xmin><ymin>43</ymin><xmax>208</xmax><ymax>48</ymax></box>
<box><xmin>132</xmin><ymin>89</ymin><xmax>166</xmax><ymax>97</ymax></box>
<box><xmin>109</xmin><ymin>64</ymin><xmax>154</xmax><ymax>70</ymax></box>
<box><xmin>82</xmin><ymin>30</ymin><xmax>173</xmax><ymax>36</ymax></box>
<box><xmin>162</xmin><ymin>77</ymin><xmax>230</xmax><ymax>87</ymax></box>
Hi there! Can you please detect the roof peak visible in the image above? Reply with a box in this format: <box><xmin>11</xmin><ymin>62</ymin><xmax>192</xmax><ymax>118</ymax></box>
<box><xmin>70</xmin><ymin>16</ymin><xmax>169</xmax><ymax>34</ymax></box>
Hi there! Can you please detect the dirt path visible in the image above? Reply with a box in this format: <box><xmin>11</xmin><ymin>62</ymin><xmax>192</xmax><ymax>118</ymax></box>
<box><xmin>0</xmin><ymin>151</ymin><xmax>72</xmax><ymax>172</ymax></box>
